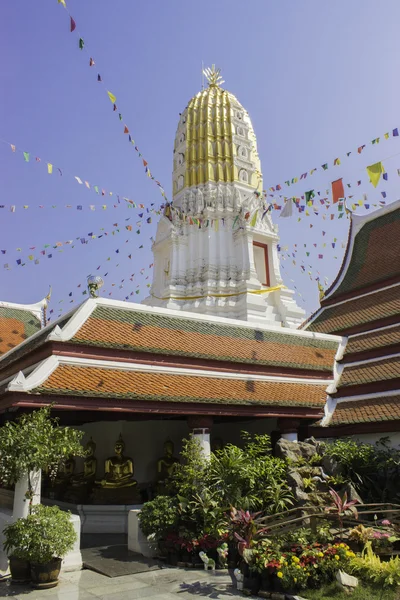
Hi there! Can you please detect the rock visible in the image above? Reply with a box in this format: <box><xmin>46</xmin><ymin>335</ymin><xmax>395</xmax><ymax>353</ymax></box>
<box><xmin>275</xmin><ymin>439</ymin><xmax>317</xmax><ymax>463</ymax></box>
<box><xmin>342</xmin><ymin>482</ymin><xmax>363</xmax><ymax>505</ymax></box>
<box><xmin>336</xmin><ymin>570</ymin><xmax>358</xmax><ymax>591</ymax></box>
<box><xmin>322</xmin><ymin>455</ymin><xmax>343</xmax><ymax>477</ymax></box>
<box><xmin>270</xmin><ymin>593</ymin><xmax>285</xmax><ymax>600</ymax></box>
<box><xmin>287</xmin><ymin>469</ymin><xmax>304</xmax><ymax>491</ymax></box>
<box><xmin>294</xmin><ymin>488</ymin><xmax>309</xmax><ymax>505</ymax></box>
<box><xmin>275</xmin><ymin>438</ymin><xmax>303</xmax><ymax>462</ymax></box>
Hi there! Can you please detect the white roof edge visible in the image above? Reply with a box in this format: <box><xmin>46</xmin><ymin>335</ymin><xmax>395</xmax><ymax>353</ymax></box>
<box><xmin>350</xmin><ymin>321</ymin><xmax>400</xmax><ymax>338</ymax></box>
<box><xmin>341</xmin><ymin>351</ymin><xmax>400</xmax><ymax>368</ymax></box>
<box><xmin>6</xmin><ymin>356</ymin><xmax>60</xmax><ymax>392</ymax></box>
<box><xmin>47</xmin><ymin>298</ymin><xmax>97</xmax><ymax>342</ymax></box>
<box><xmin>324</xmin><ymin>199</ymin><xmax>400</xmax><ymax>302</ymax></box>
<box><xmin>19</xmin><ymin>354</ymin><xmax>334</xmax><ymax>386</ymax></box>
<box><xmin>335</xmin><ymin>389</ymin><xmax>400</xmax><ymax>404</ymax></box>
<box><xmin>0</xmin><ymin>302</ymin><xmax>85</xmax><ymax>364</ymax></box>
<box><xmin>0</xmin><ymin>297</ymin><xmax>48</xmax><ymax>321</ymax></box>
<box><xmin>89</xmin><ymin>297</ymin><xmax>342</xmax><ymax>343</ymax></box>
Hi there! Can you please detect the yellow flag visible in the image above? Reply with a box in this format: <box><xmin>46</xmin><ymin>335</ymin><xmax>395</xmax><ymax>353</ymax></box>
<box><xmin>367</xmin><ymin>162</ymin><xmax>383</xmax><ymax>188</ymax></box>
<box><xmin>107</xmin><ymin>91</ymin><xmax>116</xmax><ymax>104</ymax></box>
<box><xmin>58</xmin><ymin>0</ymin><xmax>66</xmax><ymax>6</ymax></box>
<box><xmin>384</xmin><ymin>132</ymin><xmax>390</xmax><ymax>139</ymax></box>
<box><xmin>250</xmin><ymin>210</ymin><xmax>258</xmax><ymax>227</ymax></box>
<box><xmin>47</xmin><ymin>163</ymin><xmax>53</xmax><ymax>174</ymax></box>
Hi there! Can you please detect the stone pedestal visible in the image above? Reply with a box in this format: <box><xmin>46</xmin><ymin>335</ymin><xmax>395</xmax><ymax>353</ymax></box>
<box><xmin>128</xmin><ymin>509</ymin><xmax>158</xmax><ymax>558</ymax></box>
<box><xmin>61</xmin><ymin>514</ymin><xmax>82</xmax><ymax>573</ymax></box>
<box><xmin>91</xmin><ymin>486</ymin><xmax>141</xmax><ymax>505</ymax></box>
<box><xmin>187</xmin><ymin>416</ymin><xmax>213</xmax><ymax>460</ymax></box>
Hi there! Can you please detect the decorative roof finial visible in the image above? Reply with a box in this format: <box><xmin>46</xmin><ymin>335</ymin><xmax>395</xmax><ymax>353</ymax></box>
<box><xmin>203</xmin><ymin>64</ymin><xmax>224</xmax><ymax>88</ymax></box>
<box><xmin>87</xmin><ymin>275</ymin><xmax>104</xmax><ymax>298</ymax></box>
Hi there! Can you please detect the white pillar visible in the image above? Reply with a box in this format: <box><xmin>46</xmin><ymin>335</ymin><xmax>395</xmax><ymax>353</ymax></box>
<box><xmin>281</xmin><ymin>432</ymin><xmax>298</xmax><ymax>443</ymax></box>
<box><xmin>12</xmin><ymin>469</ymin><xmax>41</xmax><ymax>520</ymax></box>
<box><xmin>192</xmin><ymin>428</ymin><xmax>211</xmax><ymax>460</ymax></box>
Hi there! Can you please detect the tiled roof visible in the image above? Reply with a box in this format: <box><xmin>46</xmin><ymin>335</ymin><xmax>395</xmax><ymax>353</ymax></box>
<box><xmin>70</xmin><ymin>305</ymin><xmax>338</xmax><ymax>371</ymax></box>
<box><xmin>33</xmin><ymin>364</ymin><xmax>328</xmax><ymax>407</ymax></box>
<box><xmin>329</xmin><ymin>205</ymin><xmax>400</xmax><ymax>299</ymax></box>
<box><xmin>0</xmin><ymin>315</ymin><xmax>70</xmax><ymax>369</ymax></box>
<box><xmin>339</xmin><ymin>356</ymin><xmax>400</xmax><ymax>389</ymax></box>
<box><xmin>329</xmin><ymin>395</ymin><xmax>400</xmax><ymax>425</ymax></box>
<box><xmin>345</xmin><ymin>324</ymin><xmax>400</xmax><ymax>356</ymax></box>
<box><xmin>0</xmin><ymin>307</ymin><xmax>42</xmax><ymax>356</ymax></box>
<box><xmin>306</xmin><ymin>284</ymin><xmax>400</xmax><ymax>334</ymax></box>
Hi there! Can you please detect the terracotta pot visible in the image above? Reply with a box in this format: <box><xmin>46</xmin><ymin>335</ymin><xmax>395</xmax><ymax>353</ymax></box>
<box><xmin>30</xmin><ymin>557</ymin><xmax>62</xmax><ymax>589</ymax></box>
<box><xmin>9</xmin><ymin>556</ymin><xmax>31</xmax><ymax>583</ymax></box>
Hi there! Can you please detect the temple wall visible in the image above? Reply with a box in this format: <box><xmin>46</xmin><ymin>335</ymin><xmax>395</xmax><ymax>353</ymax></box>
<box><xmin>348</xmin><ymin>431</ymin><xmax>400</xmax><ymax>449</ymax></box>
<box><xmin>75</xmin><ymin>417</ymin><xmax>278</xmax><ymax>485</ymax></box>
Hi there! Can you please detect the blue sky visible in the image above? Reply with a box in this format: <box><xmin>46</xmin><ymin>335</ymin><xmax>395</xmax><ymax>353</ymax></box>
<box><xmin>1</xmin><ymin>0</ymin><xmax>400</xmax><ymax>320</ymax></box>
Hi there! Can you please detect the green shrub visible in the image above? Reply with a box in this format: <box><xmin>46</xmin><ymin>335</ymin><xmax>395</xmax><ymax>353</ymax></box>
<box><xmin>208</xmin><ymin>432</ymin><xmax>293</xmax><ymax>512</ymax></box>
<box><xmin>138</xmin><ymin>496</ymin><xmax>178</xmax><ymax>540</ymax></box>
<box><xmin>323</xmin><ymin>438</ymin><xmax>400</xmax><ymax>503</ymax></box>
<box><xmin>4</xmin><ymin>505</ymin><xmax>76</xmax><ymax>564</ymax></box>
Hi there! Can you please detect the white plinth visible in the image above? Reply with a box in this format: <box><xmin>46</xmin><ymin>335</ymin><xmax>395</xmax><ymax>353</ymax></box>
<box><xmin>77</xmin><ymin>504</ymin><xmax>142</xmax><ymax>534</ymax></box>
<box><xmin>281</xmin><ymin>432</ymin><xmax>298</xmax><ymax>443</ymax></box>
<box><xmin>61</xmin><ymin>514</ymin><xmax>82</xmax><ymax>572</ymax></box>
<box><xmin>128</xmin><ymin>509</ymin><xmax>158</xmax><ymax>558</ymax></box>
<box><xmin>0</xmin><ymin>509</ymin><xmax>12</xmax><ymax>578</ymax></box>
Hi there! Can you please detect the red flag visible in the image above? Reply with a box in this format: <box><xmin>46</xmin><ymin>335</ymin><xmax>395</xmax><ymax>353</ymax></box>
<box><xmin>124</xmin><ymin>126</ymin><xmax>129</xmax><ymax>134</ymax></box>
<box><xmin>89</xmin><ymin>57</ymin><xmax>95</xmax><ymax>67</ymax></box>
<box><xmin>143</xmin><ymin>159</ymin><xmax>148</xmax><ymax>167</ymax></box>
<box><xmin>331</xmin><ymin>178</ymin><xmax>345</xmax><ymax>204</ymax></box>
<box><xmin>70</xmin><ymin>17</ymin><xmax>76</xmax><ymax>32</ymax></box>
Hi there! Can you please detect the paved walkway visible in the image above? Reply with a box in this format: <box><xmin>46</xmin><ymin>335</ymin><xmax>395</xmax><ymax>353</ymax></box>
<box><xmin>0</xmin><ymin>567</ymin><xmax>240</xmax><ymax>600</ymax></box>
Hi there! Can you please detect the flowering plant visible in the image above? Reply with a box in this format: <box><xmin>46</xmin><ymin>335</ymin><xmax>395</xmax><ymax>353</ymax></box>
<box><xmin>261</xmin><ymin>542</ymin><xmax>356</xmax><ymax>591</ymax></box>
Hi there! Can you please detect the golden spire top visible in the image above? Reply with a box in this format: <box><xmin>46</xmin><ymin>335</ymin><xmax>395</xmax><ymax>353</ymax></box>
<box><xmin>203</xmin><ymin>64</ymin><xmax>224</xmax><ymax>88</ymax></box>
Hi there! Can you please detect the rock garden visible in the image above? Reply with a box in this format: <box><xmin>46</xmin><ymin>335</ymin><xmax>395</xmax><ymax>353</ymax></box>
<box><xmin>139</xmin><ymin>433</ymin><xmax>400</xmax><ymax>599</ymax></box>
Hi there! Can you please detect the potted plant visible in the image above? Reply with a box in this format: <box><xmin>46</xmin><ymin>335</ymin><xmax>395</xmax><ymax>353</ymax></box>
<box><xmin>16</xmin><ymin>505</ymin><xmax>76</xmax><ymax>588</ymax></box>
<box><xmin>3</xmin><ymin>518</ymin><xmax>31</xmax><ymax>583</ymax></box>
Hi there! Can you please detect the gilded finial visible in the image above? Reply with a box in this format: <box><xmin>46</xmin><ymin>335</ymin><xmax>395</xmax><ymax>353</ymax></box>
<box><xmin>318</xmin><ymin>280</ymin><xmax>325</xmax><ymax>301</ymax></box>
<box><xmin>203</xmin><ymin>64</ymin><xmax>224</xmax><ymax>88</ymax></box>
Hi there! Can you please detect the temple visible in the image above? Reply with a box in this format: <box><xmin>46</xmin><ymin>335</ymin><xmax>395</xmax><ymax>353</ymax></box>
<box><xmin>143</xmin><ymin>65</ymin><xmax>305</xmax><ymax>328</ymax></box>
<box><xmin>305</xmin><ymin>199</ymin><xmax>400</xmax><ymax>444</ymax></box>
<box><xmin>0</xmin><ymin>69</ymin><xmax>399</xmax><ymax>533</ymax></box>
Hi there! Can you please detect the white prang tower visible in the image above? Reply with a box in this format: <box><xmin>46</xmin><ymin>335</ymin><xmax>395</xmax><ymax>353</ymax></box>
<box><xmin>143</xmin><ymin>66</ymin><xmax>304</xmax><ymax>328</ymax></box>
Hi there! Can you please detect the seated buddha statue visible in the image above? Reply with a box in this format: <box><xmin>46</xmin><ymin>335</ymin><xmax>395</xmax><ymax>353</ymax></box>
<box><xmin>157</xmin><ymin>440</ymin><xmax>179</xmax><ymax>481</ymax></box>
<box><xmin>155</xmin><ymin>441</ymin><xmax>179</xmax><ymax>494</ymax></box>
<box><xmin>54</xmin><ymin>455</ymin><xmax>76</xmax><ymax>484</ymax></box>
<box><xmin>71</xmin><ymin>437</ymin><xmax>97</xmax><ymax>487</ymax></box>
<box><xmin>96</xmin><ymin>434</ymin><xmax>137</xmax><ymax>488</ymax></box>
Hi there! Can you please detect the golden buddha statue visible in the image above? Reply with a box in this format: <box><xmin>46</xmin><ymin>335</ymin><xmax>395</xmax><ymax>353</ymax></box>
<box><xmin>96</xmin><ymin>434</ymin><xmax>137</xmax><ymax>488</ymax></box>
<box><xmin>157</xmin><ymin>440</ymin><xmax>179</xmax><ymax>482</ymax></box>
<box><xmin>54</xmin><ymin>455</ymin><xmax>76</xmax><ymax>484</ymax></box>
<box><xmin>71</xmin><ymin>437</ymin><xmax>97</xmax><ymax>486</ymax></box>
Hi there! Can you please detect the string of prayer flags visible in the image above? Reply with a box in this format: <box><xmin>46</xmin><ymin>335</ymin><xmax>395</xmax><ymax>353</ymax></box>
<box><xmin>57</xmin><ymin>0</ymin><xmax>169</xmax><ymax>203</ymax></box>
<box><xmin>367</xmin><ymin>162</ymin><xmax>384</xmax><ymax>188</ymax></box>
<box><xmin>265</xmin><ymin>125</ymin><xmax>400</xmax><ymax>192</ymax></box>
<box><xmin>4</xmin><ymin>139</ymin><xmax>159</xmax><ymax>214</ymax></box>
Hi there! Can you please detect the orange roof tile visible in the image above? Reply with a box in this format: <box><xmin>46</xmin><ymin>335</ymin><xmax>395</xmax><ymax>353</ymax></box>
<box><xmin>34</xmin><ymin>364</ymin><xmax>328</xmax><ymax>407</ymax></box>
<box><xmin>339</xmin><ymin>356</ymin><xmax>400</xmax><ymax>388</ymax></box>
<box><xmin>71</xmin><ymin>306</ymin><xmax>338</xmax><ymax>371</ymax></box>
<box><xmin>306</xmin><ymin>285</ymin><xmax>400</xmax><ymax>334</ymax></box>
<box><xmin>330</xmin><ymin>395</ymin><xmax>400</xmax><ymax>425</ymax></box>
<box><xmin>345</xmin><ymin>324</ymin><xmax>400</xmax><ymax>356</ymax></box>
<box><xmin>0</xmin><ymin>308</ymin><xmax>41</xmax><ymax>356</ymax></box>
